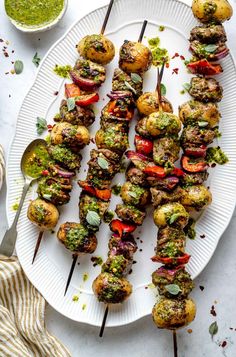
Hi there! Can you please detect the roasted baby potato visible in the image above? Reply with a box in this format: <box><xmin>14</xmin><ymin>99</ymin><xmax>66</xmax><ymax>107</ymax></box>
<box><xmin>192</xmin><ymin>0</ymin><xmax>233</xmax><ymax>23</ymax></box>
<box><xmin>119</xmin><ymin>41</ymin><xmax>152</xmax><ymax>73</ymax></box>
<box><xmin>137</xmin><ymin>92</ymin><xmax>173</xmax><ymax>116</ymax></box>
<box><xmin>153</xmin><ymin>202</ymin><xmax>189</xmax><ymax>228</ymax></box>
<box><xmin>146</xmin><ymin>112</ymin><xmax>182</xmax><ymax>137</ymax></box>
<box><xmin>27</xmin><ymin>198</ymin><xmax>59</xmax><ymax>230</ymax></box>
<box><xmin>181</xmin><ymin>185</ymin><xmax>212</xmax><ymax>211</ymax></box>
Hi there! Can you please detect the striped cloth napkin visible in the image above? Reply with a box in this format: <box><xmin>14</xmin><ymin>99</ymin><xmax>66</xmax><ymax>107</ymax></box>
<box><xmin>0</xmin><ymin>255</ymin><xmax>71</xmax><ymax>357</ymax></box>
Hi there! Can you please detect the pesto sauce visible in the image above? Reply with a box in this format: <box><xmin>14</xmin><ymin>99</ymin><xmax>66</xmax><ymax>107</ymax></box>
<box><xmin>5</xmin><ymin>0</ymin><xmax>64</xmax><ymax>28</ymax></box>
<box><xmin>148</xmin><ymin>36</ymin><xmax>169</xmax><ymax>67</ymax></box>
<box><xmin>23</xmin><ymin>144</ymin><xmax>50</xmax><ymax>178</ymax></box>
<box><xmin>65</xmin><ymin>226</ymin><xmax>89</xmax><ymax>252</ymax></box>
<box><xmin>53</xmin><ymin>64</ymin><xmax>72</xmax><ymax>78</ymax></box>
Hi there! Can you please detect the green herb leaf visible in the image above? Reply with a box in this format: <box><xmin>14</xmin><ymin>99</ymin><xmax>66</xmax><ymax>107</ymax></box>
<box><xmin>14</xmin><ymin>60</ymin><xmax>24</xmax><ymax>75</ymax></box>
<box><xmin>131</xmin><ymin>73</ymin><xmax>142</xmax><ymax>84</ymax></box>
<box><xmin>198</xmin><ymin>121</ymin><xmax>209</xmax><ymax>128</ymax></box>
<box><xmin>36</xmin><ymin>117</ymin><xmax>47</xmax><ymax>135</ymax></box>
<box><xmin>43</xmin><ymin>194</ymin><xmax>52</xmax><ymax>200</ymax></box>
<box><xmin>67</xmin><ymin>98</ymin><xmax>76</xmax><ymax>112</ymax></box>
<box><xmin>97</xmin><ymin>157</ymin><xmax>109</xmax><ymax>170</ymax></box>
<box><xmin>183</xmin><ymin>83</ymin><xmax>191</xmax><ymax>91</ymax></box>
<box><xmin>204</xmin><ymin>44</ymin><xmax>218</xmax><ymax>53</ymax></box>
<box><xmin>32</xmin><ymin>52</ymin><xmax>41</xmax><ymax>67</ymax></box>
<box><xmin>128</xmin><ymin>191</ymin><xmax>137</xmax><ymax>198</ymax></box>
<box><xmin>209</xmin><ymin>321</ymin><xmax>218</xmax><ymax>339</ymax></box>
<box><xmin>124</xmin><ymin>81</ymin><xmax>137</xmax><ymax>94</ymax></box>
<box><xmin>159</xmin><ymin>25</ymin><xmax>165</xmax><ymax>32</ymax></box>
<box><xmin>86</xmin><ymin>211</ymin><xmax>101</xmax><ymax>227</ymax></box>
<box><xmin>161</xmin><ymin>83</ymin><xmax>167</xmax><ymax>96</ymax></box>
<box><xmin>165</xmin><ymin>284</ymin><xmax>181</xmax><ymax>295</ymax></box>
<box><xmin>169</xmin><ymin>213</ymin><xmax>181</xmax><ymax>225</ymax></box>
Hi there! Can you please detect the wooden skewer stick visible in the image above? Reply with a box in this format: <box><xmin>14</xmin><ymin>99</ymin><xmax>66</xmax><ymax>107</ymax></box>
<box><xmin>156</xmin><ymin>60</ymin><xmax>166</xmax><ymax>112</ymax></box>
<box><xmin>98</xmin><ymin>20</ymin><xmax>149</xmax><ymax>337</ymax></box>
<box><xmin>99</xmin><ymin>305</ymin><xmax>109</xmax><ymax>338</ymax></box>
<box><xmin>64</xmin><ymin>1</ymin><xmax>115</xmax><ymax>296</ymax></box>
<box><xmin>64</xmin><ymin>254</ymin><xmax>78</xmax><ymax>296</ymax></box>
<box><xmin>100</xmin><ymin>0</ymin><xmax>115</xmax><ymax>35</ymax></box>
<box><xmin>32</xmin><ymin>231</ymin><xmax>44</xmax><ymax>264</ymax></box>
<box><xmin>173</xmin><ymin>330</ymin><xmax>178</xmax><ymax>357</ymax></box>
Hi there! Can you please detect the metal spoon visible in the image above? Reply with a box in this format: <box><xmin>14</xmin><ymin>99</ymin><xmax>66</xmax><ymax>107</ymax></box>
<box><xmin>0</xmin><ymin>139</ymin><xmax>48</xmax><ymax>257</ymax></box>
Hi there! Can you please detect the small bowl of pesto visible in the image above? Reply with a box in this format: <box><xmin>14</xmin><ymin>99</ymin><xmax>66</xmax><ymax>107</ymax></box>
<box><xmin>5</xmin><ymin>0</ymin><xmax>68</xmax><ymax>33</ymax></box>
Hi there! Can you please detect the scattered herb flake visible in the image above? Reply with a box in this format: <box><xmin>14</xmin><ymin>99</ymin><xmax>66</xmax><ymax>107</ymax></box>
<box><xmin>82</xmin><ymin>304</ymin><xmax>86</xmax><ymax>310</ymax></box>
<box><xmin>12</xmin><ymin>203</ymin><xmax>19</xmax><ymax>211</ymax></box>
<box><xmin>72</xmin><ymin>295</ymin><xmax>79</xmax><ymax>302</ymax></box>
<box><xmin>32</xmin><ymin>52</ymin><xmax>41</xmax><ymax>67</ymax></box>
<box><xmin>14</xmin><ymin>60</ymin><xmax>24</xmax><ymax>75</ymax></box>
<box><xmin>183</xmin><ymin>82</ymin><xmax>191</xmax><ymax>91</ymax></box>
<box><xmin>209</xmin><ymin>321</ymin><xmax>218</xmax><ymax>339</ymax></box>
<box><xmin>36</xmin><ymin>117</ymin><xmax>47</xmax><ymax>135</ymax></box>
<box><xmin>53</xmin><ymin>64</ymin><xmax>72</xmax><ymax>78</ymax></box>
<box><xmin>91</xmin><ymin>256</ymin><xmax>103</xmax><ymax>267</ymax></box>
<box><xmin>159</xmin><ymin>25</ymin><xmax>165</xmax><ymax>32</ymax></box>
<box><xmin>83</xmin><ymin>273</ymin><xmax>89</xmax><ymax>282</ymax></box>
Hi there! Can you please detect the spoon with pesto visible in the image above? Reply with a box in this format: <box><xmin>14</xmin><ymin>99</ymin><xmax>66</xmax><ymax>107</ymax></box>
<box><xmin>0</xmin><ymin>139</ymin><xmax>49</xmax><ymax>257</ymax></box>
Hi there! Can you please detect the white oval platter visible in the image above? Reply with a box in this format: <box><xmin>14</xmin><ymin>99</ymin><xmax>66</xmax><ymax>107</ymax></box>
<box><xmin>6</xmin><ymin>0</ymin><xmax>236</xmax><ymax>327</ymax></box>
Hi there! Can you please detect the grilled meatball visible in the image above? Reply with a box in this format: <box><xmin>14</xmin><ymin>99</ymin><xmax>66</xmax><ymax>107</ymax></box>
<box><xmin>151</xmin><ymin>187</ymin><xmax>184</xmax><ymax>208</ymax></box>
<box><xmin>37</xmin><ymin>176</ymin><xmax>72</xmax><ymax>206</ymax></box>
<box><xmin>57</xmin><ymin>222</ymin><xmax>97</xmax><ymax>254</ymax></box>
<box><xmin>189</xmin><ymin>77</ymin><xmax>223</xmax><ymax>102</ymax></box>
<box><xmin>179</xmin><ymin>100</ymin><xmax>220</xmax><ymax>128</ymax></box>
<box><xmin>147</xmin><ymin>176</ymin><xmax>180</xmax><ymax>191</ymax></box>
<box><xmin>119</xmin><ymin>41</ymin><xmax>152</xmax><ymax>73</ymax></box>
<box><xmin>126</xmin><ymin>166</ymin><xmax>148</xmax><ymax>187</ymax></box>
<box><xmin>77</xmin><ymin>34</ymin><xmax>115</xmax><ymax>65</ymax></box>
<box><xmin>181</xmin><ymin>126</ymin><xmax>216</xmax><ymax>148</ymax></box>
<box><xmin>190</xmin><ymin>39</ymin><xmax>228</xmax><ymax>60</ymax></box>
<box><xmin>152</xmin><ymin>298</ymin><xmax>196</xmax><ymax>329</ymax></box>
<box><xmin>137</xmin><ymin>92</ymin><xmax>173</xmax><ymax>117</ymax></box>
<box><xmin>181</xmin><ymin>185</ymin><xmax>212</xmax><ymax>211</ymax></box>
<box><xmin>190</xmin><ymin>24</ymin><xmax>227</xmax><ymax>43</ymax></box>
<box><xmin>121</xmin><ymin>182</ymin><xmax>150</xmax><ymax>207</ymax></box>
<box><xmin>115</xmin><ymin>204</ymin><xmax>146</xmax><ymax>225</ymax></box>
<box><xmin>95</xmin><ymin>124</ymin><xmax>129</xmax><ymax>153</ymax></box>
<box><xmin>92</xmin><ymin>273</ymin><xmax>132</xmax><ymax>304</ymax></box>
<box><xmin>153</xmin><ymin>203</ymin><xmax>189</xmax><ymax>228</ymax></box>
<box><xmin>135</xmin><ymin>117</ymin><xmax>151</xmax><ymax>138</ymax></box>
<box><xmin>87</xmin><ymin>149</ymin><xmax>121</xmax><ymax>179</ymax></box>
<box><xmin>73</xmin><ymin>59</ymin><xmax>106</xmax><ymax>87</ymax></box>
<box><xmin>50</xmin><ymin>122</ymin><xmax>90</xmax><ymax>150</ymax></box>
<box><xmin>152</xmin><ymin>265</ymin><xmax>194</xmax><ymax>298</ymax></box>
<box><xmin>79</xmin><ymin>193</ymin><xmax>109</xmax><ymax>229</ymax></box>
<box><xmin>108</xmin><ymin>235</ymin><xmax>137</xmax><ymax>260</ymax></box>
<box><xmin>102</xmin><ymin>255</ymin><xmax>132</xmax><ymax>277</ymax></box>
<box><xmin>180</xmin><ymin>171</ymin><xmax>209</xmax><ymax>186</ymax></box>
<box><xmin>27</xmin><ymin>198</ymin><xmax>59</xmax><ymax>230</ymax></box>
<box><xmin>58</xmin><ymin>100</ymin><xmax>95</xmax><ymax>127</ymax></box>
<box><xmin>146</xmin><ymin>112</ymin><xmax>182</xmax><ymax>137</ymax></box>
<box><xmin>48</xmin><ymin>145</ymin><xmax>81</xmax><ymax>171</ymax></box>
<box><xmin>112</xmin><ymin>68</ymin><xmax>143</xmax><ymax>97</ymax></box>
<box><xmin>153</xmin><ymin>137</ymin><xmax>180</xmax><ymax>167</ymax></box>
<box><xmin>155</xmin><ymin>230</ymin><xmax>186</xmax><ymax>262</ymax></box>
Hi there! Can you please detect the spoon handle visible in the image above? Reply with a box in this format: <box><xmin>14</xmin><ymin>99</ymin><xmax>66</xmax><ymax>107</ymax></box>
<box><xmin>0</xmin><ymin>180</ymin><xmax>31</xmax><ymax>257</ymax></box>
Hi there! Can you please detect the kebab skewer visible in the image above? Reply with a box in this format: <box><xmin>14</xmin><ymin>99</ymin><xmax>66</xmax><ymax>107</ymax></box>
<box><xmin>27</xmin><ymin>0</ymin><xmax>116</xmax><ymax>263</ymax></box>
<box><xmin>58</xmin><ymin>20</ymin><xmax>152</xmax><ymax>296</ymax></box>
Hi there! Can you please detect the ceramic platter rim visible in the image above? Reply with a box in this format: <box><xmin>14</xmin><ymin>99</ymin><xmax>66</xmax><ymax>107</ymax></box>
<box><xmin>6</xmin><ymin>0</ymin><xmax>236</xmax><ymax>327</ymax></box>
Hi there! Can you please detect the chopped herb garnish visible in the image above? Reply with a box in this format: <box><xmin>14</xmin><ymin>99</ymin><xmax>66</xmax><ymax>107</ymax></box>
<box><xmin>209</xmin><ymin>321</ymin><xmax>218</xmax><ymax>339</ymax></box>
<box><xmin>53</xmin><ymin>64</ymin><xmax>72</xmax><ymax>78</ymax></box>
<box><xmin>67</xmin><ymin>97</ymin><xmax>76</xmax><ymax>112</ymax></box>
<box><xmin>159</xmin><ymin>25</ymin><xmax>165</xmax><ymax>32</ymax></box>
<box><xmin>32</xmin><ymin>52</ymin><xmax>41</xmax><ymax>67</ymax></box>
<box><xmin>72</xmin><ymin>295</ymin><xmax>79</xmax><ymax>302</ymax></box>
<box><xmin>83</xmin><ymin>273</ymin><xmax>89</xmax><ymax>282</ymax></box>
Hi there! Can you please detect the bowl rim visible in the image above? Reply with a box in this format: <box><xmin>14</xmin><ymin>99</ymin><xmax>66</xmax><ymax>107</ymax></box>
<box><xmin>6</xmin><ymin>0</ymin><xmax>68</xmax><ymax>33</ymax></box>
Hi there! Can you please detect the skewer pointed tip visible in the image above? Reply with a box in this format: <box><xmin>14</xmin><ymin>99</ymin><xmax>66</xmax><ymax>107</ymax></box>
<box><xmin>99</xmin><ymin>305</ymin><xmax>109</xmax><ymax>338</ymax></box>
<box><xmin>64</xmin><ymin>254</ymin><xmax>78</xmax><ymax>296</ymax></box>
<box><xmin>173</xmin><ymin>330</ymin><xmax>178</xmax><ymax>357</ymax></box>
<box><xmin>32</xmin><ymin>231</ymin><xmax>44</xmax><ymax>264</ymax></box>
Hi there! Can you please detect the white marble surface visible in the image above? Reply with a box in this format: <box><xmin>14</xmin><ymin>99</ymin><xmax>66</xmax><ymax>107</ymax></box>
<box><xmin>1</xmin><ymin>0</ymin><xmax>236</xmax><ymax>356</ymax></box>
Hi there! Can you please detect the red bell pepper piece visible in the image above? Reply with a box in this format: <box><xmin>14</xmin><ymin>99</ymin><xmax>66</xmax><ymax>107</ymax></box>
<box><xmin>134</xmin><ymin>135</ymin><xmax>153</xmax><ymax>156</ymax></box>
<box><xmin>65</xmin><ymin>83</ymin><xmax>81</xmax><ymax>98</ymax></box>
<box><xmin>171</xmin><ymin>167</ymin><xmax>184</xmax><ymax>177</ymax></box>
<box><xmin>75</xmin><ymin>93</ymin><xmax>99</xmax><ymax>107</ymax></box>
<box><xmin>110</xmin><ymin>219</ymin><xmax>137</xmax><ymax>237</ymax></box>
<box><xmin>185</xmin><ymin>145</ymin><xmax>207</xmax><ymax>158</ymax></box>
<box><xmin>108</xmin><ymin>100</ymin><xmax>133</xmax><ymax>120</ymax></box>
<box><xmin>187</xmin><ymin>59</ymin><xmax>223</xmax><ymax>76</ymax></box>
<box><xmin>78</xmin><ymin>181</ymin><xmax>111</xmax><ymax>201</ymax></box>
<box><xmin>143</xmin><ymin>165</ymin><xmax>166</xmax><ymax>178</ymax></box>
<box><xmin>181</xmin><ymin>156</ymin><xmax>208</xmax><ymax>173</ymax></box>
<box><xmin>151</xmin><ymin>254</ymin><xmax>191</xmax><ymax>265</ymax></box>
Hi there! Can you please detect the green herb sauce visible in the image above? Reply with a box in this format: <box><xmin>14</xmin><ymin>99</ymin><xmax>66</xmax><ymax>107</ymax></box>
<box><xmin>148</xmin><ymin>36</ymin><xmax>169</xmax><ymax>67</ymax></box>
<box><xmin>5</xmin><ymin>0</ymin><xmax>64</xmax><ymax>28</ymax></box>
<box><xmin>23</xmin><ymin>144</ymin><xmax>50</xmax><ymax>178</ymax></box>
<box><xmin>53</xmin><ymin>64</ymin><xmax>72</xmax><ymax>78</ymax></box>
